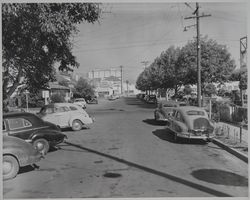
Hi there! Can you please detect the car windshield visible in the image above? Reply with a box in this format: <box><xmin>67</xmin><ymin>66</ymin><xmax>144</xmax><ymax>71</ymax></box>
<box><xmin>186</xmin><ymin>110</ymin><xmax>205</xmax><ymax>116</ymax></box>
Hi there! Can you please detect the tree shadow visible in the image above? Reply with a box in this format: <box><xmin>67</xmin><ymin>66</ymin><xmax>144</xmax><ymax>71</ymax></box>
<box><xmin>191</xmin><ymin>169</ymin><xmax>248</xmax><ymax>187</ymax></box>
<box><xmin>143</xmin><ymin>119</ymin><xmax>169</xmax><ymax>126</ymax></box>
<box><xmin>152</xmin><ymin>128</ymin><xmax>208</xmax><ymax>145</ymax></box>
<box><xmin>64</xmin><ymin>141</ymin><xmax>232</xmax><ymax>197</ymax></box>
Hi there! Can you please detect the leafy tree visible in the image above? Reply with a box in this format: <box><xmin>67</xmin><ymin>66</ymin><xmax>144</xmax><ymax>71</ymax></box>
<box><xmin>230</xmin><ymin>65</ymin><xmax>247</xmax><ymax>90</ymax></box>
<box><xmin>74</xmin><ymin>78</ymin><xmax>95</xmax><ymax>98</ymax></box>
<box><xmin>58</xmin><ymin>79</ymin><xmax>69</xmax><ymax>87</ymax></box>
<box><xmin>178</xmin><ymin>36</ymin><xmax>236</xmax><ymax>93</ymax></box>
<box><xmin>183</xmin><ymin>85</ymin><xmax>193</xmax><ymax>95</ymax></box>
<box><xmin>204</xmin><ymin>83</ymin><xmax>217</xmax><ymax>97</ymax></box>
<box><xmin>2</xmin><ymin>3</ymin><xmax>101</xmax><ymax>103</ymax></box>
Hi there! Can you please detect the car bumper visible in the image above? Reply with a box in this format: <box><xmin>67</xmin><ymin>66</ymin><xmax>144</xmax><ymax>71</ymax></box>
<box><xmin>177</xmin><ymin>133</ymin><xmax>215</xmax><ymax>140</ymax></box>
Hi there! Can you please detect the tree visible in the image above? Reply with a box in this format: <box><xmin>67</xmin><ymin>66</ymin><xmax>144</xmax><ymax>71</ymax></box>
<box><xmin>204</xmin><ymin>83</ymin><xmax>217</xmax><ymax>97</ymax></box>
<box><xmin>230</xmin><ymin>64</ymin><xmax>247</xmax><ymax>90</ymax></box>
<box><xmin>2</xmin><ymin>3</ymin><xmax>101</xmax><ymax>103</ymax></box>
<box><xmin>183</xmin><ymin>85</ymin><xmax>193</xmax><ymax>95</ymax></box>
<box><xmin>58</xmin><ymin>79</ymin><xmax>69</xmax><ymax>87</ymax></box>
<box><xmin>74</xmin><ymin>78</ymin><xmax>95</xmax><ymax>98</ymax></box>
<box><xmin>178</xmin><ymin>36</ymin><xmax>236</xmax><ymax>93</ymax></box>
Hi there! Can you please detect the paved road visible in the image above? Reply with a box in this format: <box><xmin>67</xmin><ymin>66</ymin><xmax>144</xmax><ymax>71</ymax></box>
<box><xmin>3</xmin><ymin>97</ymin><xmax>248</xmax><ymax>198</ymax></box>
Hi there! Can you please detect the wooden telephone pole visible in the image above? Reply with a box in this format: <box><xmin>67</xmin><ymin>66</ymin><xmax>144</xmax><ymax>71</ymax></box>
<box><xmin>185</xmin><ymin>3</ymin><xmax>211</xmax><ymax>107</ymax></box>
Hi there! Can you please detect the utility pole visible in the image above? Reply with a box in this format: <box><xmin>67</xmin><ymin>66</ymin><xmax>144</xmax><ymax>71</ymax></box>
<box><xmin>184</xmin><ymin>3</ymin><xmax>211</xmax><ymax>107</ymax></box>
<box><xmin>240</xmin><ymin>36</ymin><xmax>247</xmax><ymax>106</ymax></box>
<box><xmin>120</xmin><ymin>65</ymin><xmax>123</xmax><ymax>95</ymax></box>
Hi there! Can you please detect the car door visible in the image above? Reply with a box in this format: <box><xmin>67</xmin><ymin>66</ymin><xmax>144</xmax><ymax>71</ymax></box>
<box><xmin>171</xmin><ymin>111</ymin><xmax>184</xmax><ymax>134</ymax></box>
<box><xmin>41</xmin><ymin>106</ymin><xmax>58</xmax><ymax>125</ymax></box>
<box><xmin>53</xmin><ymin>106</ymin><xmax>71</xmax><ymax>128</ymax></box>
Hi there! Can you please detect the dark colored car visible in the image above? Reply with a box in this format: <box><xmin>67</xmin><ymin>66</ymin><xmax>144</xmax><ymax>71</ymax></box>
<box><xmin>3</xmin><ymin>135</ymin><xmax>43</xmax><ymax>180</ymax></box>
<box><xmin>87</xmin><ymin>97</ymin><xmax>98</xmax><ymax>104</ymax></box>
<box><xmin>3</xmin><ymin>112</ymin><xmax>67</xmax><ymax>155</ymax></box>
<box><xmin>146</xmin><ymin>95</ymin><xmax>157</xmax><ymax>104</ymax></box>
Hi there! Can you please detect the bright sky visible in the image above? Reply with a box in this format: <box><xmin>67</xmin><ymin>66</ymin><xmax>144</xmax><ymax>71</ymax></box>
<box><xmin>72</xmin><ymin>2</ymin><xmax>247</xmax><ymax>84</ymax></box>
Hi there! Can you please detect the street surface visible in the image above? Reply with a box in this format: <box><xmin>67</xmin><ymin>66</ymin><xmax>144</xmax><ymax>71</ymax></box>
<box><xmin>3</xmin><ymin>97</ymin><xmax>248</xmax><ymax>198</ymax></box>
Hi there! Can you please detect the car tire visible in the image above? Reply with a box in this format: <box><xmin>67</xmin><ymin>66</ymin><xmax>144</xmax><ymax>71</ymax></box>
<box><xmin>3</xmin><ymin>155</ymin><xmax>19</xmax><ymax>180</ymax></box>
<box><xmin>33</xmin><ymin>138</ymin><xmax>49</xmax><ymax>155</ymax></box>
<box><xmin>72</xmin><ymin>119</ymin><xmax>83</xmax><ymax>131</ymax></box>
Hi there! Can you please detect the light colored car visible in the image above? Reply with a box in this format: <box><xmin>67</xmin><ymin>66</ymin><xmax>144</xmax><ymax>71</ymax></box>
<box><xmin>154</xmin><ymin>101</ymin><xmax>186</xmax><ymax>121</ymax></box>
<box><xmin>168</xmin><ymin>106</ymin><xmax>215</xmax><ymax>142</ymax></box>
<box><xmin>38</xmin><ymin>103</ymin><xmax>94</xmax><ymax>131</ymax></box>
<box><xmin>73</xmin><ymin>98</ymin><xmax>87</xmax><ymax>109</ymax></box>
<box><xmin>3</xmin><ymin>135</ymin><xmax>43</xmax><ymax>180</ymax></box>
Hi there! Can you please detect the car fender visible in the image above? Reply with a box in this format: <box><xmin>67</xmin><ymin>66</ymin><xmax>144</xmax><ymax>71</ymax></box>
<box><xmin>28</xmin><ymin>130</ymin><xmax>66</xmax><ymax>143</ymax></box>
<box><xmin>69</xmin><ymin>115</ymin><xmax>93</xmax><ymax>126</ymax></box>
<box><xmin>171</xmin><ymin>120</ymin><xmax>188</xmax><ymax>134</ymax></box>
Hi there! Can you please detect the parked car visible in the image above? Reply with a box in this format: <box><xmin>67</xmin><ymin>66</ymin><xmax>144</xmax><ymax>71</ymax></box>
<box><xmin>168</xmin><ymin>106</ymin><xmax>215</xmax><ymax>142</ymax></box>
<box><xmin>145</xmin><ymin>95</ymin><xmax>157</xmax><ymax>104</ymax></box>
<box><xmin>108</xmin><ymin>94</ymin><xmax>119</xmax><ymax>100</ymax></box>
<box><xmin>3</xmin><ymin>112</ymin><xmax>66</xmax><ymax>155</ymax></box>
<box><xmin>154</xmin><ymin>100</ymin><xmax>187</xmax><ymax>121</ymax></box>
<box><xmin>3</xmin><ymin>135</ymin><xmax>43</xmax><ymax>180</ymax></box>
<box><xmin>38</xmin><ymin>103</ymin><xmax>94</xmax><ymax>131</ymax></box>
<box><xmin>73</xmin><ymin>98</ymin><xmax>87</xmax><ymax>109</ymax></box>
<box><xmin>87</xmin><ymin>96</ymin><xmax>98</xmax><ymax>104</ymax></box>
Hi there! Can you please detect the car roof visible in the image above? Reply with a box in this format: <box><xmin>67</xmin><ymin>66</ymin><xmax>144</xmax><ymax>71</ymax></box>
<box><xmin>45</xmin><ymin>103</ymin><xmax>78</xmax><ymax>107</ymax></box>
<box><xmin>173</xmin><ymin>106</ymin><xmax>207</xmax><ymax>115</ymax></box>
<box><xmin>3</xmin><ymin>112</ymin><xmax>36</xmax><ymax>118</ymax></box>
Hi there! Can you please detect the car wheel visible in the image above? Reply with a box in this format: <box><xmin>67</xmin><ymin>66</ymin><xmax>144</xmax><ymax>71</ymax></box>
<box><xmin>3</xmin><ymin>155</ymin><xmax>19</xmax><ymax>180</ymax></box>
<box><xmin>72</xmin><ymin>119</ymin><xmax>83</xmax><ymax>131</ymax></box>
<box><xmin>33</xmin><ymin>138</ymin><xmax>49</xmax><ymax>155</ymax></box>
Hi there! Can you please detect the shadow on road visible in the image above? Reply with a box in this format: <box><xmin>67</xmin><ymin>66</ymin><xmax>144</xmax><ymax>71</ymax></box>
<box><xmin>124</xmin><ymin>97</ymin><xmax>157</xmax><ymax>109</ymax></box>
<box><xmin>143</xmin><ymin>119</ymin><xmax>169</xmax><ymax>126</ymax></box>
<box><xmin>18</xmin><ymin>165</ymin><xmax>37</xmax><ymax>175</ymax></box>
<box><xmin>64</xmin><ymin>141</ymin><xmax>232</xmax><ymax>197</ymax></box>
<box><xmin>152</xmin><ymin>128</ymin><xmax>208</xmax><ymax>145</ymax></box>
<box><xmin>191</xmin><ymin>169</ymin><xmax>248</xmax><ymax>187</ymax></box>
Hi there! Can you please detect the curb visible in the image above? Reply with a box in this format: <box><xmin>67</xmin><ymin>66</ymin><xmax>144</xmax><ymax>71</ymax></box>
<box><xmin>212</xmin><ymin>138</ymin><xmax>248</xmax><ymax>163</ymax></box>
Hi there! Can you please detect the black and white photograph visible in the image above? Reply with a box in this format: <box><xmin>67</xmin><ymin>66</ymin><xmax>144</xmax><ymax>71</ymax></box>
<box><xmin>2</xmin><ymin>0</ymin><xmax>249</xmax><ymax>198</ymax></box>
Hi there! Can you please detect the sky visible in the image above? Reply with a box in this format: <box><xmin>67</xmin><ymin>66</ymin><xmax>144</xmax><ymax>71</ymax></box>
<box><xmin>71</xmin><ymin>2</ymin><xmax>247</xmax><ymax>84</ymax></box>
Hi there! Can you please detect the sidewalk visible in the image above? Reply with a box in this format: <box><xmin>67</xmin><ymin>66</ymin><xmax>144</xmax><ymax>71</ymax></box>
<box><xmin>213</xmin><ymin>122</ymin><xmax>248</xmax><ymax>162</ymax></box>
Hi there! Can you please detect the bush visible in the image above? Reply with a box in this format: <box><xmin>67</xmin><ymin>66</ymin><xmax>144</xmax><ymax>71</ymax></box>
<box><xmin>232</xmin><ymin>106</ymin><xmax>248</xmax><ymax>123</ymax></box>
<box><xmin>50</xmin><ymin>93</ymin><xmax>65</xmax><ymax>103</ymax></box>
<box><xmin>218</xmin><ymin>104</ymin><xmax>232</xmax><ymax>122</ymax></box>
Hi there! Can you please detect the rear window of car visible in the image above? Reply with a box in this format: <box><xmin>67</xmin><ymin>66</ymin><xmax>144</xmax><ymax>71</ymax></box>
<box><xmin>40</xmin><ymin>107</ymin><xmax>54</xmax><ymax>114</ymax></box>
<box><xmin>186</xmin><ymin>110</ymin><xmax>205</xmax><ymax>116</ymax></box>
<box><xmin>7</xmin><ymin>118</ymin><xmax>32</xmax><ymax>130</ymax></box>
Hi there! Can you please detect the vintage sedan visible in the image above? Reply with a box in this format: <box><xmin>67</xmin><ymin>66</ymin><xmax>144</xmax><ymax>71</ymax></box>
<box><xmin>38</xmin><ymin>103</ymin><xmax>94</xmax><ymax>131</ymax></box>
<box><xmin>3</xmin><ymin>135</ymin><xmax>43</xmax><ymax>180</ymax></box>
<box><xmin>154</xmin><ymin>100</ymin><xmax>186</xmax><ymax>121</ymax></box>
<box><xmin>3</xmin><ymin>112</ymin><xmax>66</xmax><ymax>155</ymax></box>
<box><xmin>168</xmin><ymin>106</ymin><xmax>215</xmax><ymax>142</ymax></box>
